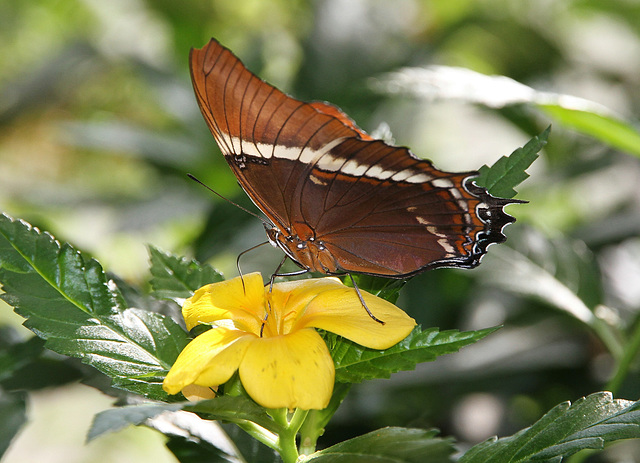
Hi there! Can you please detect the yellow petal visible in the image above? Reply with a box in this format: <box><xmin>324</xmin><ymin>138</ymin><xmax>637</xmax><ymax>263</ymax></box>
<box><xmin>163</xmin><ymin>327</ymin><xmax>253</xmax><ymax>395</ymax></box>
<box><xmin>295</xmin><ymin>285</ymin><xmax>416</xmax><ymax>350</ymax></box>
<box><xmin>183</xmin><ymin>273</ymin><xmax>265</xmax><ymax>334</ymax></box>
<box><xmin>181</xmin><ymin>384</ymin><xmax>218</xmax><ymax>401</ymax></box>
<box><xmin>239</xmin><ymin>328</ymin><xmax>334</xmax><ymax>410</ymax></box>
<box><xmin>266</xmin><ymin>277</ymin><xmax>344</xmax><ymax>335</ymax></box>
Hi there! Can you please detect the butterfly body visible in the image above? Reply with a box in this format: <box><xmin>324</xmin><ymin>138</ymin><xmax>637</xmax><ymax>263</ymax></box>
<box><xmin>190</xmin><ymin>39</ymin><xmax>519</xmax><ymax>279</ymax></box>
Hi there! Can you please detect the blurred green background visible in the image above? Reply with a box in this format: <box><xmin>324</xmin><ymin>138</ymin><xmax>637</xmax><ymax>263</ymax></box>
<box><xmin>2</xmin><ymin>0</ymin><xmax>640</xmax><ymax>461</ymax></box>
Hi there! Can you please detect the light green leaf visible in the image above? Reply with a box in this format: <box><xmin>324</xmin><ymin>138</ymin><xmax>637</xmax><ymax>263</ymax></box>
<box><xmin>476</xmin><ymin>127</ymin><xmax>548</xmax><ymax>198</ymax></box>
<box><xmin>331</xmin><ymin>326</ymin><xmax>499</xmax><ymax>383</ymax></box>
<box><xmin>149</xmin><ymin>246</ymin><xmax>223</xmax><ymax>299</ymax></box>
<box><xmin>0</xmin><ymin>213</ymin><xmax>189</xmax><ymax>400</ymax></box>
<box><xmin>539</xmin><ymin>105</ymin><xmax>640</xmax><ymax>158</ymax></box>
<box><xmin>376</xmin><ymin>65</ymin><xmax>640</xmax><ymax>157</ymax></box>
<box><xmin>304</xmin><ymin>427</ymin><xmax>455</xmax><ymax>463</ymax></box>
<box><xmin>460</xmin><ymin>392</ymin><xmax>640</xmax><ymax>462</ymax></box>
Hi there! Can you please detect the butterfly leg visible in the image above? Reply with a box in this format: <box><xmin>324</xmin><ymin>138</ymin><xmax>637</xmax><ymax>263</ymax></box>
<box><xmin>348</xmin><ymin>273</ymin><xmax>385</xmax><ymax>325</ymax></box>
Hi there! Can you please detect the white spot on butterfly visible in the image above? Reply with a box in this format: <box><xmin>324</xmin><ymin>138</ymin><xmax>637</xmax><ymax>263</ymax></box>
<box><xmin>316</xmin><ymin>154</ymin><xmax>345</xmax><ymax>172</ymax></box>
<box><xmin>366</xmin><ymin>165</ymin><xmax>394</xmax><ymax>180</ymax></box>
<box><xmin>341</xmin><ymin>160</ymin><xmax>369</xmax><ymax>176</ymax></box>
<box><xmin>309</xmin><ymin>175</ymin><xmax>327</xmax><ymax>185</ymax></box>
<box><xmin>432</xmin><ymin>178</ymin><xmax>454</xmax><ymax>189</ymax></box>
<box><xmin>391</xmin><ymin>169</ymin><xmax>414</xmax><ymax>181</ymax></box>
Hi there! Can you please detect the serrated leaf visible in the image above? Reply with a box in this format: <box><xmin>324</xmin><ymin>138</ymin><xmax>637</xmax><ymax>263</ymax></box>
<box><xmin>331</xmin><ymin>326</ymin><xmax>499</xmax><ymax>383</ymax></box>
<box><xmin>149</xmin><ymin>246</ymin><xmax>223</xmax><ymax>299</ymax></box>
<box><xmin>88</xmin><ymin>402</ymin><xmax>185</xmax><ymax>441</ymax></box>
<box><xmin>347</xmin><ymin>274</ymin><xmax>406</xmax><ymax>304</ymax></box>
<box><xmin>475</xmin><ymin>127</ymin><xmax>548</xmax><ymax>198</ymax></box>
<box><xmin>90</xmin><ymin>396</ymin><xmax>275</xmax><ymax>444</ymax></box>
<box><xmin>91</xmin><ymin>403</ymin><xmax>280</xmax><ymax>462</ymax></box>
<box><xmin>375</xmin><ymin>66</ymin><xmax>640</xmax><ymax>157</ymax></box>
<box><xmin>460</xmin><ymin>392</ymin><xmax>640</xmax><ymax>463</ymax></box>
<box><xmin>304</xmin><ymin>427</ymin><xmax>455</xmax><ymax>463</ymax></box>
<box><xmin>0</xmin><ymin>213</ymin><xmax>190</xmax><ymax>400</ymax></box>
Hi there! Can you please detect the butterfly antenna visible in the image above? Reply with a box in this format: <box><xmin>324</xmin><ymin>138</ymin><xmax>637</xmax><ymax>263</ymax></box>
<box><xmin>348</xmin><ymin>273</ymin><xmax>385</xmax><ymax>325</ymax></box>
<box><xmin>236</xmin><ymin>241</ymin><xmax>270</xmax><ymax>296</ymax></box>
<box><xmin>187</xmin><ymin>173</ymin><xmax>269</xmax><ymax>226</ymax></box>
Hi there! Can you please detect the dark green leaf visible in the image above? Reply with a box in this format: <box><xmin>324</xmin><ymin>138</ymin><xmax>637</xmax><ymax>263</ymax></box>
<box><xmin>346</xmin><ymin>274</ymin><xmax>406</xmax><ymax>304</ymax></box>
<box><xmin>460</xmin><ymin>392</ymin><xmax>640</xmax><ymax>462</ymax></box>
<box><xmin>187</xmin><ymin>396</ymin><xmax>275</xmax><ymax>431</ymax></box>
<box><xmin>149</xmin><ymin>245</ymin><xmax>223</xmax><ymax>299</ymax></box>
<box><xmin>477</xmin><ymin>227</ymin><xmax>603</xmax><ymax>321</ymax></box>
<box><xmin>219</xmin><ymin>423</ymin><xmax>282</xmax><ymax>463</ymax></box>
<box><xmin>0</xmin><ymin>330</ymin><xmax>45</xmax><ymax>383</ymax></box>
<box><xmin>476</xmin><ymin>127</ymin><xmax>548</xmax><ymax>198</ymax></box>
<box><xmin>304</xmin><ymin>427</ymin><xmax>455</xmax><ymax>463</ymax></box>
<box><xmin>0</xmin><ymin>390</ymin><xmax>27</xmax><ymax>459</ymax></box>
<box><xmin>88</xmin><ymin>402</ymin><xmax>184</xmax><ymax>441</ymax></box>
<box><xmin>331</xmin><ymin>326</ymin><xmax>499</xmax><ymax>383</ymax></box>
<box><xmin>0</xmin><ymin>213</ymin><xmax>190</xmax><ymax>400</ymax></box>
<box><xmin>90</xmin><ymin>399</ymin><xmax>280</xmax><ymax>462</ymax></box>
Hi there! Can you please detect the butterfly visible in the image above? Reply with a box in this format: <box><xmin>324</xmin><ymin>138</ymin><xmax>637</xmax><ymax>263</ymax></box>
<box><xmin>189</xmin><ymin>38</ymin><xmax>520</xmax><ymax>288</ymax></box>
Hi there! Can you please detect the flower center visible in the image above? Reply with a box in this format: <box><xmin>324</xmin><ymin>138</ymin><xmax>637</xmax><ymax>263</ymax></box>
<box><xmin>260</xmin><ymin>296</ymin><xmax>296</xmax><ymax>338</ymax></box>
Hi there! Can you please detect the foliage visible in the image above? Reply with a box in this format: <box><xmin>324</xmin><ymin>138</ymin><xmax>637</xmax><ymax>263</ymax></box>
<box><xmin>2</xmin><ymin>1</ymin><xmax>640</xmax><ymax>461</ymax></box>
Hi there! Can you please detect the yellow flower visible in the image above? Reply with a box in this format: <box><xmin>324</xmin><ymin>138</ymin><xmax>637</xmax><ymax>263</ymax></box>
<box><xmin>163</xmin><ymin>273</ymin><xmax>416</xmax><ymax>410</ymax></box>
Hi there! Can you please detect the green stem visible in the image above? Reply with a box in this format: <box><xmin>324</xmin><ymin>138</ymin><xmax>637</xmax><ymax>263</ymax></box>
<box><xmin>277</xmin><ymin>428</ymin><xmax>300</xmax><ymax>463</ymax></box>
<box><xmin>591</xmin><ymin>317</ymin><xmax>623</xmax><ymax>361</ymax></box>
<box><xmin>606</xmin><ymin>315</ymin><xmax>640</xmax><ymax>395</ymax></box>
<box><xmin>298</xmin><ymin>410</ymin><xmax>322</xmax><ymax>456</ymax></box>
<box><xmin>289</xmin><ymin>408</ymin><xmax>309</xmax><ymax>435</ymax></box>
<box><xmin>265</xmin><ymin>408</ymin><xmax>303</xmax><ymax>463</ymax></box>
<box><xmin>233</xmin><ymin>420</ymin><xmax>279</xmax><ymax>449</ymax></box>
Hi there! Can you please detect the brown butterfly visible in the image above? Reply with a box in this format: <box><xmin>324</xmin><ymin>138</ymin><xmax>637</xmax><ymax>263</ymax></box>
<box><xmin>189</xmin><ymin>38</ymin><xmax>519</xmax><ymax>301</ymax></box>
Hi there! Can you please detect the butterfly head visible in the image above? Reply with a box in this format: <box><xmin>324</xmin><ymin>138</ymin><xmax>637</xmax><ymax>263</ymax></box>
<box><xmin>264</xmin><ymin>223</ymin><xmax>340</xmax><ymax>274</ymax></box>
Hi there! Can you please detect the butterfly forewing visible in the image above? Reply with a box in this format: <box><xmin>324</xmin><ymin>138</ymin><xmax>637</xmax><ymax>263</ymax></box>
<box><xmin>191</xmin><ymin>40</ymin><xmax>358</xmax><ymax>231</ymax></box>
<box><xmin>190</xmin><ymin>38</ymin><xmax>518</xmax><ymax>278</ymax></box>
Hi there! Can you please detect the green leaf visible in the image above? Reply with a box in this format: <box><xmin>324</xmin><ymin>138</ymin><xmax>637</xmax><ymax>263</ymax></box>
<box><xmin>331</xmin><ymin>325</ymin><xmax>499</xmax><ymax>383</ymax></box>
<box><xmin>0</xmin><ymin>333</ymin><xmax>83</xmax><ymax>390</ymax></box>
<box><xmin>304</xmin><ymin>427</ymin><xmax>455</xmax><ymax>463</ymax></box>
<box><xmin>149</xmin><ymin>245</ymin><xmax>223</xmax><ymax>299</ymax></box>
<box><xmin>477</xmin><ymin>227</ymin><xmax>602</xmax><ymax>323</ymax></box>
<box><xmin>88</xmin><ymin>403</ymin><xmax>185</xmax><ymax>441</ymax></box>
<box><xmin>346</xmin><ymin>274</ymin><xmax>406</xmax><ymax>304</ymax></box>
<box><xmin>0</xmin><ymin>213</ymin><xmax>190</xmax><ymax>400</ymax></box>
<box><xmin>187</xmin><ymin>396</ymin><xmax>276</xmax><ymax>431</ymax></box>
<box><xmin>539</xmin><ymin>105</ymin><xmax>640</xmax><ymax>158</ymax></box>
<box><xmin>0</xmin><ymin>390</ymin><xmax>27</xmax><ymax>459</ymax></box>
<box><xmin>90</xmin><ymin>400</ymin><xmax>280</xmax><ymax>462</ymax></box>
<box><xmin>376</xmin><ymin>66</ymin><xmax>640</xmax><ymax>157</ymax></box>
<box><xmin>460</xmin><ymin>392</ymin><xmax>640</xmax><ymax>462</ymax></box>
<box><xmin>475</xmin><ymin>127</ymin><xmax>548</xmax><ymax>198</ymax></box>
